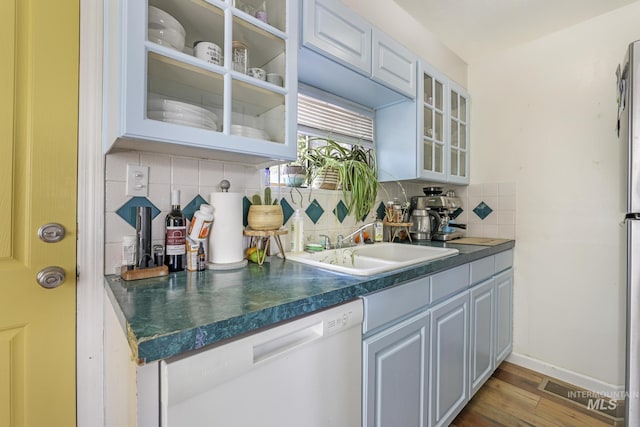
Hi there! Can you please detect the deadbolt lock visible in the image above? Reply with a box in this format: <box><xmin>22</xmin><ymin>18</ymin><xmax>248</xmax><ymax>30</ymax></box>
<box><xmin>38</xmin><ymin>223</ymin><xmax>66</xmax><ymax>243</ymax></box>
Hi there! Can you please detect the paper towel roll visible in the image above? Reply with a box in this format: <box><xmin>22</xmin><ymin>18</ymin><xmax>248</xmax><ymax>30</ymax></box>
<box><xmin>208</xmin><ymin>192</ymin><xmax>244</xmax><ymax>264</ymax></box>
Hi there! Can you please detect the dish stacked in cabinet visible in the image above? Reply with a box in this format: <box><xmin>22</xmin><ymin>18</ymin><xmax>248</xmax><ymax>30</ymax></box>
<box><xmin>103</xmin><ymin>0</ymin><xmax>298</xmax><ymax>164</ymax></box>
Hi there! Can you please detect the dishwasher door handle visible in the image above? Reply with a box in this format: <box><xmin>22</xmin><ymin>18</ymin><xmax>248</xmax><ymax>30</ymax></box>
<box><xmin>253</xmin><ymin>321</ymin><xmax>324</xmax><ymax>363</ymax></box>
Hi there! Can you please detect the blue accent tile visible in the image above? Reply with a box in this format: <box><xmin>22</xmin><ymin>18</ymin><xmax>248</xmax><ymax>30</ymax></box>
<box><xmin>333</xmin><ymin>200</ymin><xmax>349</xmax><ymax>223</ymax></box>
<box><xmin>473</xmin><ymin>201</ymin><xmax>493</xmax><ymax>220</ymax></box>
<box><xmin>451</xmin><ymin>207</ymin><xmax>464</xmax><ymax>220</ymax></box>
<box><xmin>116</xmin><ymin>197</ymin><xmax>161</xmax><ymax>228</ymax></box>
<box><xmin>305</xmin><ymin>199</ymin><xmax>324</xmax><ymax>224</ymax></box>
<box><xmin>242</xmin><ymin>196</ymin><xmax>251</xmax><ymax>227</ymax></box>
<box><xmin>183</xmin><ymin>195</ymin><xmax>209</xmax><ymax>221</ymax></box>
<box><xmin>376</xmin><ymin>202</ymin><xmax>387</xmax><ymax>220</ymax></box>
<box><xmin>281</xmin><ymin>199</ymin><xmax>295</xmax><ymax>224</ymax></box>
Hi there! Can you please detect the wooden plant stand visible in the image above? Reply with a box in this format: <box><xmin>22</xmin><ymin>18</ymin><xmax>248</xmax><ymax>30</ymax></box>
<box><xmin>243</xmin><ymin>229</ymin><xmax>288</xmax><ymax>265</ymax></box>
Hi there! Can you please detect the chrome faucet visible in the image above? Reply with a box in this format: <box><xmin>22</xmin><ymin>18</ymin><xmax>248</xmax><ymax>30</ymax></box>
<box><xmin>319</xmin><ymin>234</ymin><xmax>332</xmax><ymax>250</ymax></box>
<box><xmin>338</xmin><ymin>221</ymin><xmax>377</xmax><ymax>246</ymax></box>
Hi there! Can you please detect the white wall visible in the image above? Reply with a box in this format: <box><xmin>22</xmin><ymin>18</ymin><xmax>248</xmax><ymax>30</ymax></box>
<box><xmin>342</xmin><ymin>0</ymin><xmax>468</xmax><ymax>86</ymax></box>
<box><xmin>469</xmin><ymin>3</ymin><xmax>640</xmax><ymax>387</ymax></box>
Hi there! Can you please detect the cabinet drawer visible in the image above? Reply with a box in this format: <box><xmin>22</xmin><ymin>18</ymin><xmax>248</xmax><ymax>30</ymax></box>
<box><xmin>495</xmin><ymin>250</ymin><xmax>513</xmax><ymax>273</ymax></box>
<box><xmin>470</xmin><ymin>256</ymin><xmax>494</xmax><ymax>285</ymax></box>
<box><xmin>431</xmin><ymin>264</ymin><xmax>470</xmax><ymax>303</ymax></box>
<box><xmin>362</xmin><ymin>276</ymin><xmax>431</xmax><ymax>334</ymax></box>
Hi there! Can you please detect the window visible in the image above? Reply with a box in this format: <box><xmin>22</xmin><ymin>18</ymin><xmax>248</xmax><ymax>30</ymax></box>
<box><xmin>269</xmin><ymin>84</ymin><xmax>375</xmax><ymax>186</ymax></box>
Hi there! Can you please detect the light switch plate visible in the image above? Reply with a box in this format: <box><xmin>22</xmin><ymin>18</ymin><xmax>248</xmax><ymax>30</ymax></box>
<box><xmin>126</xmin><ymin>164</ymin><xmax>149</xmax><ymax>197</ymax></box>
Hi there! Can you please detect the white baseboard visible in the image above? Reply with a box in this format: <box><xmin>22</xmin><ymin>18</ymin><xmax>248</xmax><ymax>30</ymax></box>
<box><xmin>506</xmin><ymin>352</ymin><xmax>624</xmax><ymax>396</ymax></box>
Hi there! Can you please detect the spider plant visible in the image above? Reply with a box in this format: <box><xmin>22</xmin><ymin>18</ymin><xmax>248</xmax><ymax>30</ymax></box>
<box><xmin>304</xmin><ymin>138</ymin><xmax>378</xmax><ymax>221</ymax></box>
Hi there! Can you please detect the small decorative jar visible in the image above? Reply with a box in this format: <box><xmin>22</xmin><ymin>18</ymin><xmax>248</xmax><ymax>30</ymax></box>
<box><xmin>232</xmin><ymin>41</ymin><xmax>248</xmax><ymax>74</ymax></box>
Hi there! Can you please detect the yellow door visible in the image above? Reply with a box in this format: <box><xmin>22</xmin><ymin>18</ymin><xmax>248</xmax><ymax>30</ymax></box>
<box><xmin>0</xmin><ymin>0</ymin><xmax>78</xmax><ymax>426</ymax></box>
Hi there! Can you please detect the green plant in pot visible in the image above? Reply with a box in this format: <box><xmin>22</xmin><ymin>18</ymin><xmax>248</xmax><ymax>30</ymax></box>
<box><xmin>247</xmin><ymin>187</ymin><xmax>283</xmax><ymax>231</ymax></box>
<box><xmin>304</xmin><ymin>138</ymin><xmax>378</xmax><ymax>221</ymax></box>
<box><xmin>282</xmin><ymin>136</ymin><xmax>308</xmax><ymax>187</ymax></box>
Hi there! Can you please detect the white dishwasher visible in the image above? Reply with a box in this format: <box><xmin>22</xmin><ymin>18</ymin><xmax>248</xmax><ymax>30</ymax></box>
<box><xmin>160</xmin><ymin>299</ymin><xmax>363</xmax><ymax>427</ymax></box>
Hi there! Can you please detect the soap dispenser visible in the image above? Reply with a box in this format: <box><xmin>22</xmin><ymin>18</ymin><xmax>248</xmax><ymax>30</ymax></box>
<box><xmin>290</xmin><ymin>209</ymin><xmax>304</xmax><ymax>252</ymax></box>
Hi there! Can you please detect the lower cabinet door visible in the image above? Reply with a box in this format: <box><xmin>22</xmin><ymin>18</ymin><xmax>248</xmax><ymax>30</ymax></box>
<box><xmin>430</xmin><ymin>291</ymin><xmax>469</xmax><ymax>427</ymax></box>
<box><xmin>495</xmin><ymin>268</ymin><xmax>514</xmax><ymax>365</ymax></box>
<box><xmin>469</xmin><ymin>278</ymin><xmax>495</xmax><ymax>397</ymax></box>
<box><xmin>363</xmin><ymin>310</ymin><xmax>430</xmax><ymax>427</ymax></box>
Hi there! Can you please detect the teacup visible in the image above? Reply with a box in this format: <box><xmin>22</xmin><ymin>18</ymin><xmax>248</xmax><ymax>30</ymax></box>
<box><xmin>248</xmin><ymin>68</ymin><xmax>266</xmax><ymax>80</ymax></box>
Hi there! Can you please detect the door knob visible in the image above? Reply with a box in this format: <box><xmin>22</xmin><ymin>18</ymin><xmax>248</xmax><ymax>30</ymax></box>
<box><xmin>38</xmin><ymin>223</ymin><xmax>66</xmax><ymax>243</ymax></box>
<box><xmin>36</xmin><ymin>266</ymin><xmax>66</xmax><ymax>289</ymax></box>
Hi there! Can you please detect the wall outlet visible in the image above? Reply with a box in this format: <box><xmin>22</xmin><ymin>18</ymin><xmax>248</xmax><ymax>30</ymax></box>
<box><xmin>126</xmin><ymin>164</ymin><xmax>149</xmax><ymax>197</ymax></box>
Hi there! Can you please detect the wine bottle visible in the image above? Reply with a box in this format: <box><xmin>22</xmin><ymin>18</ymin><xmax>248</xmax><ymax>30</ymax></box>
<box><xmin>165</xmin><ymin>190</ymin><xmax>186</xmax><ymax>272</ymax></box>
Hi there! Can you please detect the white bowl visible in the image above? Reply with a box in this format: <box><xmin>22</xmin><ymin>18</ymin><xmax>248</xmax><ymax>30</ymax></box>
<box><xmin>148</xmin><ymin>6</ymin><xmax>185</xmax><ymax>36</ymax></box>
<box><xmin>148</xmin><ymin>27</ymin><xmax>185</xmax><ymax>51</ymax></box>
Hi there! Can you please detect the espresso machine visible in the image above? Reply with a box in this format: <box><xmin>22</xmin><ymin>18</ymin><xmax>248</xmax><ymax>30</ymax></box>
<box><xmin>409</xmin><ymin>189</ymin><xmax>466</xmax><ymax>241</ymax></box>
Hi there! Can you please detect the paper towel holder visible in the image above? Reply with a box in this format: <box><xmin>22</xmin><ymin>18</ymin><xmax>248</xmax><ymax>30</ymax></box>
<box><xmin>206</xmin><ymin>183</ymin><xmax>248</xmax><ymax>271</ymax></box>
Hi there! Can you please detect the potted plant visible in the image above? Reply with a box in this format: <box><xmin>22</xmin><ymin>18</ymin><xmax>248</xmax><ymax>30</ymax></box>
<box><xmin>304</xmin><ymin>138</ymin><xmax>378</xmax><ymax>221</ymax></box>
<box><xmin>282</xmin><ymin>136</ymin><xmax>308</xmax><ymax>187</ymax></box>
<box><xmin>247</xmin><ymin>187</ymin><xmax>283</xmax><ymax>230</ymax></box>
<box><xmin>304</xmin><ymin>139</ymin><xmax>344</xmax><ymax>190</ymax></box>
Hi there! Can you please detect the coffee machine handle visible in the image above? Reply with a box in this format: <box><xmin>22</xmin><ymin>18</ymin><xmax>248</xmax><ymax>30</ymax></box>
<box><xmin>427</xmin><ymin>210</ymin><xmax>441</xmax><ymax>235</ymax></box>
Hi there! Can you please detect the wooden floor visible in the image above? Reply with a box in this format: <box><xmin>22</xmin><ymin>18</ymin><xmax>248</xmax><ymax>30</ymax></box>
<box><xmin>451</xmin><ymin>362</ymin><xmax>623</xmax><ymax>427</ymax></box>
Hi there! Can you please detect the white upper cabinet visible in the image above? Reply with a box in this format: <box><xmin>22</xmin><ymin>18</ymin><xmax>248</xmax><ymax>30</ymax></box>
<box><xmin>103</xmin><ymin>0</ymin><xmax>299</xmax><ymax>165</ymax></box>
<box><xmin>419</xmin><ymin>61</ymin><xmax>470</xmax><ymax>184</ymax></box>
<box><xmin>418</xmin><ymin>62</ymin><xmax>448</xmax><ymax>182</ymax></box>
<box><xmin>299</xmin><ymin>0</ymin><xmax>417</xmax><ymax>107</ymax></box>
<box><xmin>371</xmin><ymin>30</ymin><xmax>417</xmax><ymax>98</ymax></box>
<box><xmin>448</xmin><ymin>80</ymin><xmax>470</xmax><ymax>184</ymax></box>
<box><xmin>302</xmin><ymin>0</ymin><xmax>371</xmax><ymax>75</ymax></box>
<box><xmin>378</xmin><ymin>59</ymin><xmax>470</xmax><ymax>184</ymax></box>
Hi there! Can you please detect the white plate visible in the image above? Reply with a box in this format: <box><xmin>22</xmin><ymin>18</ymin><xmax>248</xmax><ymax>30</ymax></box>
<box><xmin>230</xmin><ymin>124</ymin><xmax>270</xmax><ymax>140</ymax></box>
<box><xmin>147</xmin><ymin>110</ymin><xmax>218</xmax><ymax>129</ymax></box>
<box><xmin>148</xmin><ymin>6</ymin><xmax>185</xmax><ymax>36</ymax></box>
<box><xmin>149</xmin><ymin>115</ymin><xmax>217</xmax><ymax>131</ymax></box>
<box><xmin>148</xmin><ymin>94</ymin><xmax>218</xmax><ymax>123</ymax></box>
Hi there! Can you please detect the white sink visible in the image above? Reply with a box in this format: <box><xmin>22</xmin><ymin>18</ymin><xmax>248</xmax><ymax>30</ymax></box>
<box><xmin>283</xmin><ymin>243</ymin><xmax>459</xmax><ymax>276</ymax></box>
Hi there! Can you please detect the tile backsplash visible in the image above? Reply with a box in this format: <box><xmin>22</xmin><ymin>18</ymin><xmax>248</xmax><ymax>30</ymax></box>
<box><xmin>104</xmin><ymin>151</ymin><xmax>516</xmax><ymax>274</ymax></box>
<box><xmin>453</xmin><ymin>182</ymin><xmax>517</xmax><ymax>239</ymax></box>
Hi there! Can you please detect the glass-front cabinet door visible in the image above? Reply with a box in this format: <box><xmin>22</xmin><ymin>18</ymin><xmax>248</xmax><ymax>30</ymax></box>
<box><xmin>418</xmin><ymin>62</ymin><xmax>447</xmax><ymax>181</ymax></box>
<box><xmin>104</xmin><ymin>0</ymin><xmax>298</xmax><ymax>164</ymax></box>
<box><xmin>379</xmin><ymin>59</ymin><xmax>470</xmax><ymax>184</ymax></box>
<box><xmin>448</xmin><ymin>81</ymin><xmax>470</xmax><ymax>184</ymax></box>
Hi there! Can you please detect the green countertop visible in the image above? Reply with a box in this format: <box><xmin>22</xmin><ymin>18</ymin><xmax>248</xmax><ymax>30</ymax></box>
<box><xmin>104</xmin><ymin>240</ymin><xmax>515</xmax><ymax>364</ymax></box>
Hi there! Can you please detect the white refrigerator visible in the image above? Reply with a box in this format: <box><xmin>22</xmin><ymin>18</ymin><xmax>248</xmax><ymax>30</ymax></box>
<box><xmin>618</xmin><ymin>39</ymin><xmax>640</xmax><ymax>426</ymax></box>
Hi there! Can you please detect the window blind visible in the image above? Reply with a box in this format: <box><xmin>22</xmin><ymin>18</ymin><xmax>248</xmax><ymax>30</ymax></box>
<box><xmin>297</xmin><ymin>92</ymin><xmax>374</xmax><ymax>147</ymax></box>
